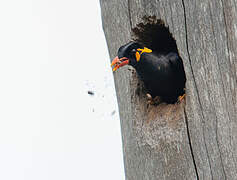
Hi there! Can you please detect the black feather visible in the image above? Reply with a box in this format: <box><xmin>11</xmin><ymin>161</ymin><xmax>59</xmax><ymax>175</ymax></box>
<box><xmin>116</xmin><ymin>41</ymin><xmax>186</xmax><ymax>103</ymax></box>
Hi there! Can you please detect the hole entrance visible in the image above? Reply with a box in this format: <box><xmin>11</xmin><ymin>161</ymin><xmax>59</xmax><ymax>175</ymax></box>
<box><xmin>131</xmin><ymin>16</ymin><xmax>186</xmax><ymax>104</ymax></box>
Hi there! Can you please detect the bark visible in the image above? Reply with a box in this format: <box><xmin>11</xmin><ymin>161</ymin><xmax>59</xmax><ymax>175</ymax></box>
<box><xmin>100</xmin><ymin>0</ymin><xmax>237</xmax><ymax>179</ymax></box>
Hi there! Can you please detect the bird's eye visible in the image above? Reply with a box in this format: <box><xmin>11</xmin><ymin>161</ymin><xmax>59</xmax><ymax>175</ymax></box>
<box><xmin>131</xmin><ymin>49</ymin><xmax>137</xmax><ymax>53</ymax></box>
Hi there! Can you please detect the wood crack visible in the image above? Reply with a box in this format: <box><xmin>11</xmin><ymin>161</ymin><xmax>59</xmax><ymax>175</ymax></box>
<box><xmin>180</xmin><ymin>0</ymin><xmax>205</xmax><ymax>117</ymax></box>
<box><xmin>181</xmin><ymin>0</ymin><xmax>213</xmax><ymax>179</ymax></box>
<box><xmin>127</xmin><ymin>0</ymin><xmax>133</xmax><ymax>29</ymax></box>
<box><xmin>184</xmin><ymin>109</ymin><xmax>199</xmax><ymax>180</ymax></box>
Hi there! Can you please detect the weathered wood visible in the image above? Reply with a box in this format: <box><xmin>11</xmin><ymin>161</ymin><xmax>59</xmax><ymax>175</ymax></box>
<box><xmin>100</xmin><ymin>0</ymin><xmax>237</xmax><ymax>179</ymax></box>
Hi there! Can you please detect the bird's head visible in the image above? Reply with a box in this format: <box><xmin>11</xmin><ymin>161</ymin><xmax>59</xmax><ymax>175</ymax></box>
<box><xmin>111</xmin><ymin>42</ymin><xmax>152</xmax><ymax>72</ymax></box>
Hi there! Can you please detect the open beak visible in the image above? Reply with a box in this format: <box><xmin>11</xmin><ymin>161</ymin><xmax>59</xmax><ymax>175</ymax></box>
<box><xmin>111</xmin><ymin>56</ymin><xmax>129</xmax><ymax>72</ymax></box>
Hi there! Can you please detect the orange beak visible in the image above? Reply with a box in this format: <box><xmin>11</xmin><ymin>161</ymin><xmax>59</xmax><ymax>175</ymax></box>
<box><xmin>111</xmin><ymin>56</ymin><xmax>129</xmax><ymax>72</ymax></box>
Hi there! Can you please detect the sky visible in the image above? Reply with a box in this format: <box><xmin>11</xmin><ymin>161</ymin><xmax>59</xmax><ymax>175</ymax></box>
<box><xmin>0</xmin><ymin>0</ymin><xmax>125</xmax><ymax>179</ymax></box>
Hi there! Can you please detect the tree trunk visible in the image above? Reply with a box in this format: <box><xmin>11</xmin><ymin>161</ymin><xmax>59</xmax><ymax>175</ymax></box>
<box><xmin>100</xmin><ymin>0</ymin><xmax>237</xmax><ymax>179</ymax></box>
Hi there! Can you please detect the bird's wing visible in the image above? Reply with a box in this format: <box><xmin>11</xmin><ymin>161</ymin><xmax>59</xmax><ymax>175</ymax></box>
<box><xmin>166</xmin><ymin>52</ymin><xmax>184</xmax><ymax>70</ymax></box>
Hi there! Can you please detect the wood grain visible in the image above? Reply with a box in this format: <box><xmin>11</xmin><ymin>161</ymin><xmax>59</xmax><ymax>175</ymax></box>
<box><xmin>100</xmin><ymin>0</ymin><xmax>237</xmax><ymax>179</ymax></box>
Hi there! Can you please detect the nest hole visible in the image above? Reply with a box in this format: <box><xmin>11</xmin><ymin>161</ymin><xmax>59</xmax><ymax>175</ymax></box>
<box><xmin>131</xmin><ymin>16</ymin><xmax>186</xmax><ymax>104</ymax></box>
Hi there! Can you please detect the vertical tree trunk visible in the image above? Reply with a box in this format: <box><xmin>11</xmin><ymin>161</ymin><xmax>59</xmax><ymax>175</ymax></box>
<box><xmin>100</xmin><ymin>0</ymin><xmax>237</xmax><ymax>179</ymax></box>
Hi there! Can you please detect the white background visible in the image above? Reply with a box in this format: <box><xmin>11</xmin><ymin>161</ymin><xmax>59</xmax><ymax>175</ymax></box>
<box><xmin>0</xmin><ymin>0</ymin><xmax>124</xmax><ymax>179</ymax></box>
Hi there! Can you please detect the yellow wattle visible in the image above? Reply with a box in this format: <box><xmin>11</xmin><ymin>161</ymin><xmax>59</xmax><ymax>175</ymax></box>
<box><xmin>136</xmin><ymin>47</ymin><xmax>152</xmax><ymax>62</ymax></box>
<box><xmin>136</xmin><ymin>52</ymin><xmax>141</xmax><ymax>61</ymax></box>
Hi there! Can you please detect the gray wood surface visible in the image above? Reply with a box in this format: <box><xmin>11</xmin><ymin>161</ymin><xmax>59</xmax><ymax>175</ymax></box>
<box><xmin>100</xmin><ymin>0</ymin><xmax>237</xmax><ymax>179</ymax></box>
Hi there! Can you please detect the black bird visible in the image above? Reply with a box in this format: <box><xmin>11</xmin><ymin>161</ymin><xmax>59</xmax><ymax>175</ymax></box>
<box><xmin>111</xmin><ymin>41</ymin><xmax>186</xmax><ymax>103</ymax></box>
